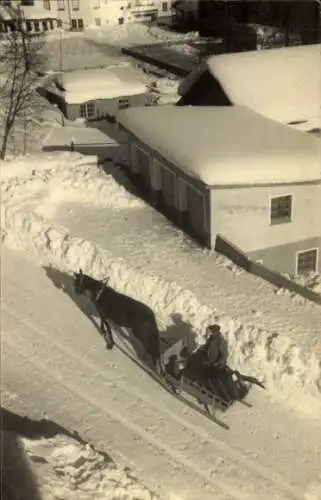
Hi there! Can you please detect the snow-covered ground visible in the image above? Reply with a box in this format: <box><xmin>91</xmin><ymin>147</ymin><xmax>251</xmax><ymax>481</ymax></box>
<box><xmin>1</xmin><ymin>147</ymin><xmax>321</xmax><ymax>498</ymax></box>
<box><xmin>2</xmin><ymin>23</ymin><xmax>321</xmax><ymax>498</ymax></box>
<box><xmin>84</xmin><ymin>23</ymin><xmax>199</xmax><ymax>49</ymax></box>
<box><xmin>2</xmin><ymin>244</ymin><xmax>321</xmax><ymax>500</ymax></box>
<box><xmin>2</xmin><ymin>422</ymin><xmax>161</xmax><ymax>500</ymax></box>
<box><xmin>1</xmin><ymin>150</ymin><xmax>321</xmax><ymax>409</ymax></box>
<box><xmin>44</xmin><ymin>24</ymin><xmax>198</xmax><ymax>72</ymax></box>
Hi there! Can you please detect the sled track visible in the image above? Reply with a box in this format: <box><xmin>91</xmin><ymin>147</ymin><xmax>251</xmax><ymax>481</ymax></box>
<box><xmin>3</xmin><ymin>303</ymin><xmax>302</xmax><ymax>500</ymax></box>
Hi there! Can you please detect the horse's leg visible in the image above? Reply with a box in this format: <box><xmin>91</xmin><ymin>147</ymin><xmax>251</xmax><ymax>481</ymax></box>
<box><xmin>103</xmin><ymin>318</ymin><xmax>115</xmax><ymax>350</ymax></box>
<box><xmin>96</xmin><ymin>304</ymin><xmax>114</xmax><ymax>349</ymax></box>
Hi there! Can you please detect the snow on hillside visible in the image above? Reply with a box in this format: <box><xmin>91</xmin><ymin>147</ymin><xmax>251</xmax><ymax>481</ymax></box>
<box><xmin>1</xmin><ymin>151</ymin><xmax>321</xmax><ymax>417</ymax></box>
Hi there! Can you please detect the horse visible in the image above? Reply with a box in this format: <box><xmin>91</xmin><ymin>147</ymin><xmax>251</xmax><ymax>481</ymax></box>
<box><xmin>73</xmin><ymin>269</ymin><xmax>164</xmax><ymax>375</ymax></box>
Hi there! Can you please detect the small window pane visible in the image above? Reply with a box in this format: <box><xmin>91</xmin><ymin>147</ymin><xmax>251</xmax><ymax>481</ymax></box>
<box><xmin>297</xmin><ymin>249</ymin><xmax>317</xmax><ymax>274</ymax></box>
<box><xmin>270</xmin><ymin>195</ymin><xmax>292</xmax><ymax>225</ymax></box>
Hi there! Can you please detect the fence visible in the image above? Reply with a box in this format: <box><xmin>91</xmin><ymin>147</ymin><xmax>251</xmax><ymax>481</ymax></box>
<box><xmin>215</xmin><ymin>234</ymin><xmax>321</xmax><ymax>305</ymax></box>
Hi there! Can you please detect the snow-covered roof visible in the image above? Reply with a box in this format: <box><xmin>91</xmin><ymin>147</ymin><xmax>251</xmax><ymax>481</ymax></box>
<box><xmin>117</xmin><ymin>105</ymin><xmax>321</xmax><ymax>186</ymax></box>
<box><xmin>206</xmin><ymin>44</ymin><xmax>321</xmax><ymax>125</ymax></box>
<box><xmin>61</xmin><ymin>65</ymin><xmax>147</xmax><ymax>104</ymax></box>
<box><xmin>42</xmin><ymin>126</ymin><xmax>118</xmax><ymax>148</ymax></box>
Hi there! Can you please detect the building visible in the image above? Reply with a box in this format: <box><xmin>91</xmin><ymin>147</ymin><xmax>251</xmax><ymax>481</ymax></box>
<box><xmin>176</xmin><ymin>44</ymin><xmax>321</xmax><ymax>133</ymax></box>
<box><xmin>56</xmin><ymin>0</ymin><xmax>93</xmax><ymax>30</ymax></box>
<box><xmin>89</xmin><ymin>0</ymin><xmax>173</xmax><ymax>27</ymax></box>
<box><xmin>54</xmin><ymin>65</ymin><xmax>147</xmax><ymax>121</ymax></box>
<box><xmin>117</xmin><ymin>105</ymin><xmax>321</xmax><ymax>274</ymax></box>
<box><xmin>0</xmin><ymin>0</ymin><xmax>174</xmax><ymax>32</ymax></box>
<box><xmin>0</xmin><ymin>0</ymin><xmax>60</xmax><ymax>34</ymax></box>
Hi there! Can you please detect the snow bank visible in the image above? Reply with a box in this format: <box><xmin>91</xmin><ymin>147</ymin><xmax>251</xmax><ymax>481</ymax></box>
<box><xmin>291</xmin><ymin>273</ymin><xmax>321</xmax><ymax>296</ymax></box>
<box><xmin>21</xmin><ymin>433</ymin><xmax>162</xmax><ymax>500</ymax></box>
<box><xmin>1</xmin><ymin>152</ymin><xmax>144</xmax><ymax>215</ymax></box>
<box><xmin>1</xmin><ymin>152</ymin><xmax>321</xmax><ymax>416</ymax></box>
<box><xmin>85</xmin><ymin>23</ymin><xmax>199</xmax><ymax>48</ymax></box>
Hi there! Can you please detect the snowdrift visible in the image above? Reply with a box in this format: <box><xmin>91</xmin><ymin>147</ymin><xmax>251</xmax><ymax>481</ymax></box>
<box><xmin>11</xmin><ymin>431</ymin><xmax>162</xmax><ymax>500</ymax></box>
<box><xmin>1</xmin><ymin>152</ymin><xmax>321</xmax><ymax>416</ymax></box>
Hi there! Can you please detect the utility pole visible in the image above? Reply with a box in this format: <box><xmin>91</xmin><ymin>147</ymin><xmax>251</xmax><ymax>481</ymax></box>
<box><xmin>59</xmin><ymin>23</ymin><xmax>62</xmax><ymax>72</ymax></box>
<box><xmin>67</xmin><ymin>0</ymin><xmax>72</xmax><ymax>28</ymax></box>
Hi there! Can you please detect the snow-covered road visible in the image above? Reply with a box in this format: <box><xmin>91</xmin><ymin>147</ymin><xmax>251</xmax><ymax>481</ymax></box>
<box><xmin>2</xmin><ymin>248</ymin><xmax>321</xmax><ymax>500</ymax></box>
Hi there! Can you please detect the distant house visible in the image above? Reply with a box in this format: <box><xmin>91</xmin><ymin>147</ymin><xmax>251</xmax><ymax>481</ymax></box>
<box><xmin>177</xmin><ymin>44</ymin><xmax>321</xmax><ymax>132</ymax></box>
<box><xmin>117</xmin><ymin>105</ymin><xmax>321</xmax><ymax>274</ymax></box>
<box><xmin>0</xmin><ymin>0</ymin><xmax>59</xmax><ymax>34</ymax></box>
<box><xmin>55</xmin><ymin>65</ymin><xmax>148</xmax><ymax>121</ymax></box>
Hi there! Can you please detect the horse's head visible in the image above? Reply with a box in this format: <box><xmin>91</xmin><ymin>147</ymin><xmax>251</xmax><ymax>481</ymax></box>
<box><xmin>73</xmin><ymin>268</ymin><xmax>85</xmax><ymax>295</ymax></box>
<box><xmin>73</xmin><ymin>269</ymin><xmax>110</xmax><ymax>299</ymax></box>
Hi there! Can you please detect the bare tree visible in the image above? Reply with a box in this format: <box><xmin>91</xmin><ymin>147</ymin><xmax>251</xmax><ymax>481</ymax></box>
<box><xmin>0</xmin><ymin>4</ymin><xmax>45</xmax><ymax>159</ymax></box>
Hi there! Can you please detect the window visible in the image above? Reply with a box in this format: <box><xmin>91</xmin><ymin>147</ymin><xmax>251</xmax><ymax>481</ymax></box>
<box><xmin>118</xmin><ymin>17</ymin><xmax>124</xmax><ymax>24</ymax></box>
<box><xmin>80</xmin><ymin>102</ymin><xmax>95</xmax><ymax>119</ymax></box>
<box><xmin>34</xmin><ymin>20</ymin><xmax>40</xmax><ymax>31</ymax></box>
<box><xmin>57</xmin><ymin>18</ymin><xmax>62</xmax><ymax>27</ymax></box>
<box><xmin>270</xmin><ymin>194</ymin><xmax>292</xmax><ymax>225</ymax></box>
<box><xmin>77</xmin><ymin>18</ymin><xmax>84</xmax><ymax>29</ymax></box>
<box><xmin>72</xmin><ymin>0</ymin><xmax>80</xmax><ymax>10</ymax></box>
<box><xmin>71</xmin><ymin>19</ymin><xmax>77</xmax><ymax>29</ymax></box>
<box><xmin>42</xmin><ymin>20</ymin><xmax>48</xmax><ymax>31</ymax></box>
<box><xmin>118</xmin><ymin>98</ymin><xmax>129</xmax><ymax>110</ymax></box>
<box><xmin>162</xmin><ymin>2</ymin><xmax>168</xmax><ymax>12</ymax></box>
<box><xmin>296</xmin><ymin>249</ymin><xmax>318</xmax><ymax>274</ymax></box>
<box><xmin>43</xmin><ymin>0</ymin><xmax>51</xmax><ymax>10</ymax></box>
<box><xmin>49</xmin><ymin>19</ymin><xmax>54</xmax><ymax>29</ymax></box>
<box><xmin>95</xmin><ymin>17</ymin><xmax>101</xmax><ymax>26</ymax></box>
<box><xmin>26</xmin><ymin>20</ymin><xmax>32</xmax><ymax>31</ymax></box>
<box><xmin>92</xmin><ymin>0</ymin><xmax>100</xmax><ymax>8</ymax></box>
<box><xmin>21</xmin><ymin>1</ymin><xmax>34</xmax><ymax>5</ymax></box>
<box><xmin>57</xmin><ymin>0</ymin><xmax>65</xmax><ymax>10</ymax></box>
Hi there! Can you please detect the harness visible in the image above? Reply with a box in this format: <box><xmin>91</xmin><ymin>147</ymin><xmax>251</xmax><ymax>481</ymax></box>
<box><xmin>94</xmin><ymin>276</ymin><xmax>109</xmax><ymax>302</ymax></box>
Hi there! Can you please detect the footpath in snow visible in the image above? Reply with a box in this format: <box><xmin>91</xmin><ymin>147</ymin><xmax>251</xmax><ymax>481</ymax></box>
<box><xmin>1</xmin><ymin>151</ymin><xmax>321</xmax><ymax>414</ymax></box>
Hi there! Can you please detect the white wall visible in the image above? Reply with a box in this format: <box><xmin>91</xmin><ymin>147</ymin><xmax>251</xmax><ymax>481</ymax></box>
<box><xmin>89</xmin><ymin>0</ymin><xmax>173</xmax><ymax>27</ymax></box>
<box><xmin>0</xmin><ymin>0</ymin><xmax>58</xmax><ymax>31</ymax></box>
<box><xmin>57</xmin><ymin>0</ymin><xmax>93</xmax><ymax>29</ymax></box>
<box><xmin>210</xmin><ymin>183</ymin><xmax>321</xmax><ymax>252</ymax></box>
<box><xmin>89</xmin><ymin>0</ymin><xmax>133</xmax><ymax>26</ymax></box>
<box><xmin>20</xmin><ymin>1</ymin><xmax>57</xmax><ymax>20</ymax></box>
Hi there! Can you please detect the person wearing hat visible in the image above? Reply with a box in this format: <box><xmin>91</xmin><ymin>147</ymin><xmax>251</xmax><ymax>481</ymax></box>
<box><xmin>199</xmin><ymin>324</ymin><xmax>228</xmax><ymax>370</ymax></box>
